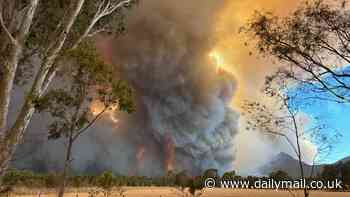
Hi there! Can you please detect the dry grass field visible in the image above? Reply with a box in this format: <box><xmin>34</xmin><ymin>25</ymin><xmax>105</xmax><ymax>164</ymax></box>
<box><xmin>8</xmin><ymin>187</ymin><xmax>350</xmax><ymax>197</ymax></box>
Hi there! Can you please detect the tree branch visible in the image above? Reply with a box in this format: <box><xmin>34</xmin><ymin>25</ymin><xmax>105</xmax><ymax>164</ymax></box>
<box><xmin>16</xmin><ymin>0</ymin><xmax>40</xmax><ymax>43</ymax></box>
<box><xmin>264</xmin><ymin>130</ymin><xmax>299</xmax><ymax>157</ymax></box>
<box><xmin>0</xmin><ymin>10</ymin><xmax>17</xmax><ymax>45</ymax></box>
<box><xmin>72</xmin><ymin>106</ymin><xmax>108</xmax><ymax>142</ymax></box>
<box><xmin>71</xmin><ymin>0</ymin><xmax>132</xmax><ymax>49</ymax></box>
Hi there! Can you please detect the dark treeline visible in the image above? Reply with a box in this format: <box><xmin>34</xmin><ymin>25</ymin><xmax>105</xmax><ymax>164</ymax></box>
<box><xmin>2</xmin><ymin>159</ymin><xmax>350</xmax><ymax>191</ymax></box>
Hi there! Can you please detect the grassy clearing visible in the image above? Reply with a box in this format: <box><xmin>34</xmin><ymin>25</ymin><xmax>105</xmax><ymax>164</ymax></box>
<box><xmin>7</xmin><ymin>187</ymin><xmax>350</xmax><ymax>197</ymax></box>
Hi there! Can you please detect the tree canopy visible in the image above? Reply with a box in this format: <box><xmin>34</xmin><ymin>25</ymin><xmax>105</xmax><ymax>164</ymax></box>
<box><xmin>245</xmin><ymin>0</ymin><xmax>350</xmax><ymax>103</ymax></box>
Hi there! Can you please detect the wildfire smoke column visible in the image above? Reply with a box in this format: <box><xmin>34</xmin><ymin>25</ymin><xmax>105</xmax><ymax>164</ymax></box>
<box><xmin>163</xmin><ymin>132</ymin><xmax>175</xmax><ymax>172</ymax></box>
<box><xmin>108</xmin><ymin>0</ymin><xmax>240</xmax><ymax>175</ymax></box>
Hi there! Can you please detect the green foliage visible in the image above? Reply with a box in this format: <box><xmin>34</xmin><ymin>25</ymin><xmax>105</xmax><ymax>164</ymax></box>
<box><xmin>43</xmin><ymin>173</ymin><xmax>60</xmax><ymax>188</ymax></box>
<box><xmin>35</xmin><ymin>89</ymin><xmax>79</xmax><ymax>139</ymax></box>
<box><xmin>112</xmin><ymin>80</ymin><xmax>135</xmax><ymax>113</ymax></box>
<box><xmin>64</xmin><ymin>41</ymin><xmax>109</xmax><ymax>83</ymax></box>
<box><xmin>3</xmin><ymin>168</ymin><xmax>350</xmax><ymax>192</ymax></box>
<box><xmin>2</xmin><ymin>169</ymin><xmax>59</xmax><ymax>188</ymax></box>
<box><xmin>203</xmin><ymin>169</ymin><xmax>218</xmax><ymax>178</ymax></box>
<box><xmin>35</xmin><ymin>41</ymin><xmax>134</xmax><ymax>140</ymax></box>
<box><xmin>269</xmin><ymin>170</ymin><xmax>290</xmax><ymax>181</ymax></box>
<box><xmin>97</xmin><ymin>171</ymin><xmax>115</xmax><ymax>190</ymax></box>
<box><xmin>17</xmin><ymin>0</ymin><xmax>139</xmax><ymax>86</ymax></box>
<box><xmin>222</xmin><ymin>170</ymin><xmax>236</xmax><ymax>181</ymax></box>
<box><xmin>63</xmin><ymin>40</ymin><xmax>135</xmax><ymax>113</ymax></box>
<box><xmin>2</xmin><ymin>170</ymin><xmax>35</xmax><ymax>187</ymax></box>
<box><xmin>30</xmin><ymin>41</ymin><xmax>135</xmax><ymax>197</ymax></box>
<box><xmin>188</xmin><ymin>177</ymin><xmax>204</xmax><ymax>196</ymax></box>
<box><xmin>245</xmin><ymin>0</ymin><xmax>350</xmax><ymax>103</ymax></box>
<box><xmin>241</xmin><ymin>100</ymin><xmax>287</xmax><ymax>133</ymax></box>
<box><xmin>175</xmin><ymin>171</ymin><xmax>190</xmax><ymax>189</ymax></box>
<box><xmin>27</xmin><ymin>0</ymin><xmax>139</xmax><ymax>51</ymax></box>
<box><xmin>26</xmin><ymin>0</ymin><xmax>68</xmax><ymax>50</ymax></box>
<box><xmin>202</xmin><ymin>168</ymin><xmax>219</xmax><ymax>187</ymax></box>
<box><xmin>71</xmin><ymin>0</ymin><xmax>139</xmax><ymax>41</ymax></box>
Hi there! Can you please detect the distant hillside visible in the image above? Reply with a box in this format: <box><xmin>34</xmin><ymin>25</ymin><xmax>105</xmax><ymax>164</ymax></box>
<box><xmin>259</xmin><ymin>152</ymin><xmax>323</xmax><ymax>178</ymax></box>
<box><xmin>260</xmin><ymin>153</ymin><xmax>350</xmax><ymax>178</ymax></box>
<box><xmin>336</xmin><ymin>156</ymin><xmax>350</xmax><ymax>164</ymax></box>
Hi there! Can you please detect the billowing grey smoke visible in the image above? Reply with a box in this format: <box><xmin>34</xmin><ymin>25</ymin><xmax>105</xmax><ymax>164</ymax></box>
<box><xmin>12</xmin><ymin>0</ymin><xmax>239</xmax><ymax>176</ymax></box>
<box><xmin>110</xmin><ymin>0</ymin><xmax>239</xmax><ymax>174</ymax></box>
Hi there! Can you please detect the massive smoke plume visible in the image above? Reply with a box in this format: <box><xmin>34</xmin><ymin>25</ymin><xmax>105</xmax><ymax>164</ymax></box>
<box><xmin>12</xmin><ymin>0</ymin><xmax>239</xmax><ymax>176</ymax></box>
<box><xmin>107</xmin><ymin>0</ymin><xmax>239</xmax><ymax>174</ymax></box>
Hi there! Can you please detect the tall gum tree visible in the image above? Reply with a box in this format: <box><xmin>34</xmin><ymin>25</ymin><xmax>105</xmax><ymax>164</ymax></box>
<box><xmin>0</xmin><ymin>0</ymin><xmax>138</xmax><ymax>179</ymax></box>
<box><xmin>0</xmin><ymin>0</ymin><xmax>39</xmax><ymax>137</ymax></box>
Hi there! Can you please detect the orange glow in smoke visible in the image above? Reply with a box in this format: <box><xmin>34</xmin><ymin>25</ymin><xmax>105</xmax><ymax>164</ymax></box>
<box><xmin>209</xmin><ymin>50</ymin><xmax>234</xmax><ymax>75</ymax></box>
<box><xmin>90</xmin><ymin>101</ymin><xmax>119</xmax><ymax>124</ymax></box>
<box><xmin>136</xmin><ymin>145</ymin><xmax>146</xmax><ymax>167</ymax></box>
<box><xmin>164</xmin><ymin>132</ymin><xmax>175</xmax><ymax>172</ymax></box>
<box><xmin>209</xmin><ymin>50</ymin><xmax>225</xmax><ymax>73</ymax></box>
<box><xmin>90</xmin><ymin>101</ymin><xmax>105</xmax><ymax>116</ymax></box>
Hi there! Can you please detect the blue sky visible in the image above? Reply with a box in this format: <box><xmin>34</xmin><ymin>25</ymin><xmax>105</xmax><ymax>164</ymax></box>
<box><xmin>296</xmin><ymin>97</ymin><xmax>350</xmax><ymax>163</ymax></box>
<box><xmin>289</xmin><ymin>67</ymin><xmax>350</xmax><ymax>164</ymax></box>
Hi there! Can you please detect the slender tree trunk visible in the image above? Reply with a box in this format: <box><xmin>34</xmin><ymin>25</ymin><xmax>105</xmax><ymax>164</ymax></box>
<box><xmin>58</xmin><ymin>72</ymin><xmax>85</xmax><ymax>197</ymax></box>
<box><xmin>0</xmin><ymin>0</ymin><xmax>85</xmax><ymax>179</ymax></box>
<box><xmin>292</xmin><ymin>115</ymin><xmax>309</xmax><ymax>197</ymax></box>
<box><xmin>0</xmin><ymin>44</ymin><xmax>21</xmax><ymax>133</ymax></box>
<box><xmin>72</xmin><ymin>18</ymin><xmax>99</xmax><ymax>50</ymax></box>
<box><xmin>58</xmin><ymin>134</ymin><xmax>74</xmax><ymax>197</ymax></box>
<box><xmin>310</xmin><ymin>155</ymin><xmax>318</xmax><ymax>178</ymax></box>
<box><xmin>0</xmin><ymin>0</ymin><xmax>40</xmax><ymax>180</ymax></box>
<box><xmin>0</xmin><ymin>0</ymin><xmax>39</xmax><ymax>134</ymax></box>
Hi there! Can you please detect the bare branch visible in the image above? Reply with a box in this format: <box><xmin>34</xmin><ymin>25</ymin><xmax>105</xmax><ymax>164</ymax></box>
<box><xmin>87</xmin><ymin>28</ymin><xmax>108</xmax><ymax>37</ymax></box>
<box><xmin>103</xmin><ymin>0</ymin><xmax>131</xmax><ymax>17</ymax></box>
<box><xmin>265</xmin><ymin>130</ymin><xmax>299</xmax><ymax>157</ymax></box>
<box><xmin>72</xmin><ymin>0</ymin><xmax>132</xmax><ymax>49</ymax></box>
<box><xmin>72</xmin><ymin>106</ymin><xmax>108</xmax><ymax>142</ymax></box>
<box><xmin>16</xmin><ymin>0</ymin><xmax>40</xmax><ymax>43</ymax></box>
<box><xmin>0</xmin><ymin>10</ymin><xmax>17</xmax><ymax>45</ymax></box>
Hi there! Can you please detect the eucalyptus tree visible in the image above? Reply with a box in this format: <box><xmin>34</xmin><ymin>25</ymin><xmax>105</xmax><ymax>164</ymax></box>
<box><xmin>0</xmin><ymin>0</ymin><xmax>138</xmax><ymax>179</ymax></box>
<box><xmin>35</xmin><ymin>41</ymin><xmax>134</xmax><ymax>197</ymax></box>
<box><xmin>245</xmin><ymin>0</ymin><xmax>350</xmax><ymax>103</ymax></box>
<box><xmin>243</xmin><ymin>72</ymin><xmax>340</xmax><ymax>197</ymax></box>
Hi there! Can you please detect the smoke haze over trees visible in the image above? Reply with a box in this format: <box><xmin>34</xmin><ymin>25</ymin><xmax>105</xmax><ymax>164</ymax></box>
<box><xmin>8</xmin><ymin>0</ymin><xmax>239</xmax><ymax>177</ymax></box>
